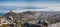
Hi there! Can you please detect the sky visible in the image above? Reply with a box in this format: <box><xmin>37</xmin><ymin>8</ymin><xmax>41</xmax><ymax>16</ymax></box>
<box><xmin>0</xmin><ymin>0</ymin><xmax>60</xmax><ymax>13</ymax></box>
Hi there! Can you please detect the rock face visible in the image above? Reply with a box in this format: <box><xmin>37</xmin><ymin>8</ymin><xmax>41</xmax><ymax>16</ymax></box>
<box><xmin>2</xmin><ymin>11</ymin><xmax>39</xmax><ymax>23</ymax></box>
<box><xmin>1</xmin><ymin>17</ymin><xmax>13</xmax><ymax>24</ymax></box>
<box><xmin>3</xmin><ymin>10</ymin><xmax>17</xmax><ymax>18</ymax></box>
<box><xmin>47</xmin><ymin>22</ymin><xmax>60</xmax><ymax>27</ymax></box>
<box><xmin>3</xmin><ymin>11</ymin><xmax>39</xmax><ymax>20</ymax></box>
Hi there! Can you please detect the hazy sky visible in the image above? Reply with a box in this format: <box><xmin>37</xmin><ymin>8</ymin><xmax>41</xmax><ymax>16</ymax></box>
<box><xmin>0</xmin><ymin>0</ymin><xmax>60</xmax><ymax>13</ymax></box>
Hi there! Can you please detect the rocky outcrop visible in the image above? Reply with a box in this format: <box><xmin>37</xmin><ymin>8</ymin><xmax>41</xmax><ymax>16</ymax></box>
<box><xmin>47</xmin><ymin>22</ymin><xmax>60</xmax><ymax>27</ymax></box>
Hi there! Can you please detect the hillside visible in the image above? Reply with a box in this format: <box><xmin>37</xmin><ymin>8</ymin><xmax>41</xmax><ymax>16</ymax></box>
<box><xmin>2</xmin><ymin>11</ymin><xmax>60</xmax><ymax>22</ymax></box>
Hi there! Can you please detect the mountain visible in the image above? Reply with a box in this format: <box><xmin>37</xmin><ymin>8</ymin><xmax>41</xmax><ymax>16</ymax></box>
<box><xmin>2</xmin><ymin>10</ymin><xmax>60</xmax><ymax>22</ymax></box>
<box><xmin>2</xmin><ymin>10</ymin><xmax>17</xmax><ymax>18</ymax></box>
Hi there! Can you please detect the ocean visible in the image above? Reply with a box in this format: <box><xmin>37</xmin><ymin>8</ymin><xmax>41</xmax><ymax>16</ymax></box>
<box><xmin>0</xmin><ymin>13</ymin><xmax>4</xmax><ymax>16</ymax></box>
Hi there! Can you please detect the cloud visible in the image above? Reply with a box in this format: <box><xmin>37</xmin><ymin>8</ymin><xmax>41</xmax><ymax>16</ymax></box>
<box><xmin>31</xmin><ymin>3</ymin><xmax>60</xmax><ymax>11</ymax></box>
<box><xmin>0</xmin><ymin>0</ymin><xmax>60</xmax><ymax>13</ymax></box>
<box><xmin>12</xmin><ymin>9</ymin><xmax>51</xmax><ymax>13</ymax></box>
<box><xmin>0</xmin><ymin>3</ymin><xmax>28</xmax><ymax>7</ymax></box>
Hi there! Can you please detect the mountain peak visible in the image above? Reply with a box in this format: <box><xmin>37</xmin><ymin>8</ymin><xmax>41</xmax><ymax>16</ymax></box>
<box><xmin>10</xmin><ymin>10</ymin><xmax>13</xmax><ymax>14</ymax></box>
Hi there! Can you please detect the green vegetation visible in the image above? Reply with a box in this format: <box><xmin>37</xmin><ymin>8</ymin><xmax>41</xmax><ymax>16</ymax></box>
<box><xmin>47</xmin><ymin>19</ymin><xmax>56</xmax><ymax>24</ymax></box>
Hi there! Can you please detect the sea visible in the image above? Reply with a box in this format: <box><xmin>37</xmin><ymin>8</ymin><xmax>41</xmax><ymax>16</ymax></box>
<box><xmin>0</xmin><ymin>13</ymin><xmax>4</xmax><ymax>16</ymax></box>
